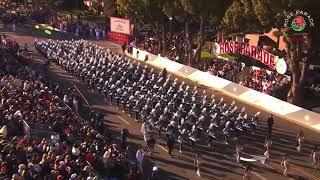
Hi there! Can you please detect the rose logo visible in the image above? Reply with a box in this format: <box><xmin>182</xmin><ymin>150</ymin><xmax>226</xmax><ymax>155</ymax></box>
<box><xmin>294</xmin><ymin>16</ymin><xmax>305</xmax><ymax>26</ymax></box>
<box><xmin>291</xmin><ymin>15</ymin><xmax>306</xmax><ymax>32</ymax></box>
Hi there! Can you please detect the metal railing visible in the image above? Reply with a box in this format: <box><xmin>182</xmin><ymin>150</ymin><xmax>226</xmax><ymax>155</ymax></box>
<box><xmin>86</xmin><ymin>161</ymin><xmax>104</xmax><ymax>180</ymax></box>
<box><xmin>23</xmin><ymin>120</ymin><xmax>30</xmax><ymax>137</ymax></box>
<box><xmin>22</xmin><ymin>84</ymin><xmax>72</xmax><ymax>139</ymax></box>
<box><xmin>23</xmin><ymin>120</ymin><xmax>59</xmax><ymax>139</ymax></box>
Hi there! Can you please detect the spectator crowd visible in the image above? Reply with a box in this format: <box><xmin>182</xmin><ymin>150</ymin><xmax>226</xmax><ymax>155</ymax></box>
<box><xmin>0</xmin><ymin>1</ymin><xmax>106</xmax><ymax>40</ymax></box>
<box><xmin>205</xmin><ymin>58</ymin><xmax>243</xmax><ymax>80</ymax></box>
<box><xmin>310</xmin><ymin>84</ymin><xmax>320</xmax><ymax>96</ymax></box>
<box><xmin>305</xmin><ymin>68</ymin><xmax>320</xmax><ymax>97</ymax></box>
<box><xmin>47</xmin><ymin>14</ymin><xmax>106</xmax><ymax>39</ymax></box>
<box><xmin>0</xmin><ymin>2</ymin><xmax>30</xmax><ymax>26</ymax></box>
<box><xmin>0</xmin><ymin>35</ymin><xmax>136</xmax><ymax>179</ymax></box>
<box><xmin>136</xmin><ymin>32</ymin><xmax>188</xmax><ymax>63</ymax></box>
<box><xmin>239</xmin><ymin>68</ymin><xmax>290</xmax><ymax>95</ymax></box>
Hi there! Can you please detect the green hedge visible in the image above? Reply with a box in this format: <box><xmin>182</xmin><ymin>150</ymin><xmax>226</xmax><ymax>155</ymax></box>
<box><xmin>201</xmin><ymin>51</ymin><xmax>213</xmax><ymax>59</ymax></box>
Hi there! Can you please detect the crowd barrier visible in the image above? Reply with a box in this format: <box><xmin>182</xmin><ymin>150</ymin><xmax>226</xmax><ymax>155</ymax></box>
<box><xmin>23</xmin><ymin>120</ymin><xmax>59</xmax><ymax>139</ymax></box>
<box><xmin>126</xmin><ymin>48</ymin><xmax>320</xmax><ymax>133</ymax></box>
<box><xmin>22</xmin><ymin>93</ymin><xmax>72</xmax><ymax>139</ymax></box>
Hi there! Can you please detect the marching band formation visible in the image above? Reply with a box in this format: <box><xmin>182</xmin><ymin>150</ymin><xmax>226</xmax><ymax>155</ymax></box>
<box><xmin>35</xmin><ymin>39</ymin><xmax>320</xmax><ymax>178</ymax></box>
<box><xmin>35</xmin><ymin>39</ymin><xmax>260</xmax><ymax>150</ymax></box>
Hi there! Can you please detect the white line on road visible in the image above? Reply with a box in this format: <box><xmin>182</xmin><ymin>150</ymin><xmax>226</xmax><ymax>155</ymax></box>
<box><xmin>223</xmin><ymin>155</ymin><xmax>233</xmax><ymax>159</ymax></box>
<box><xmin>262</xmin><ymin>162</ymin><xmax>276</xmax><ymax>170</ymax></box>
<box><xmin>117</xmin><ymin>116</ymin><xmax>130</xmax><ymax>125</ymax></box>
<box><xmin>157</xmin><ymin>144</ymin><xmax>168</xmax><ymax>152</ymax></box>
<box><xmin>111</xmin><ymin>42</ymin><xmax>121</xmax><ymax>47</ymax></box>
<box><xmin>252</xmin><ymin>172</ymin><xmax>267</xmax><ymax>180</ymax></box>
<box><xmin>73</xmin><ymin>85</ymin><xmax>91</xmax><ymax>107</ymax></box>
<box><xmin>279</xmin><ymin>138</ymin><xmax>289</xmax><ymax>143</ymax></box>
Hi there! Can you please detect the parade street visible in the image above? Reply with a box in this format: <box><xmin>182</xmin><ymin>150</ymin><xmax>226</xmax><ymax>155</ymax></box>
<box><xmin>1</xmin><ymin>23</ymin><xmax>319</xmax><ymax>180</ymax></box>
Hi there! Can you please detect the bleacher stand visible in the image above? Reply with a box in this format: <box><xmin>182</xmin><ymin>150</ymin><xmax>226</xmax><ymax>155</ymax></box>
<box><xmin>0</xmin><ymin>35</ymin><xmax>135</xmax><ymax>179</ymax></box>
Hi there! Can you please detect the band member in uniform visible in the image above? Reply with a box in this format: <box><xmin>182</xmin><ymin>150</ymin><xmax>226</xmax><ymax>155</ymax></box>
<box><xmin>311</xmin><ymin>145</ymin><xmax>320</xmax><ymax>165</ymax></box>
<box><xmin>281</xmin><ymin>154</ymin><xmax>290</xmax><ymax>176</ymax></box>
<box><xmin>243</xmin><ymin>165</ymin><xmax>252</xmax><ymax>180</ymax></box>
<box><xmin>296</xmin><ymin>130</ymin><xmax>304</xmax><ymax>152</ymax></box>
<box><xmin>166</xmin><ymin>134</ymin><xmax>175</xmax><ymax>158</ymax></box>
<box><xmin>195</xmin><ymin>152</ymin><xmax>201</xmax><ymax>176</ymax></box>
<box><xmin>264</xmin><ymin>135</ymin><xmax>272</xmax><ymax>160</ymax></box>
<box><xmin>147</xmin><ymin>134</ymin><xmax>156</xmax><ymax>156</ymax></box>
<box><xmin>236</xmin><ymin>142</ymin><xmax>243</xmax><ymax>163</ymax></box>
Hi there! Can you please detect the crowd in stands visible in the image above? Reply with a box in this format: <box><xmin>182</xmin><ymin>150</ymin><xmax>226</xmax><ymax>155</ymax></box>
<box><xmin>310</xmin><ymin>84</ymin><xmax>320</xmax><ymax>96</ymax></box>
<box><xmin>136</xmin><ymin>32</ymin><xmax>188</xmax><ymax>63</ymax></box>
<box><xmin>30</xmin><ymin>8</ymin><xmax>106</xmax><ymax>40</ymax></box>
<box><xmin>239</xmin><ymin>68</ymin><xmax>290</xmax><ymax>95</ymax></box>
<box><xmin>0</xmin><ymin>35</ymin><xmax>135</xmax><ymax>179</ymax></box>
<box><xmin>0</xmin><ymin>1</ymin><xmax>55</xmax><ymax>26</ymax></box>
<box><xmin>205</xmin><ymin>58</ymin><xmax>243</xmax><ymax>80</ymax></box>
<box><xmin>48</xmin><ymin>14</ymin><xmax>106</xmax><ymax>39</ymax></box>
<box><xmin>304</xmin><ymin>68</ymin><xmax>320</xmax><ymax>97</ymax></box>
<box><xmin>0</xmin><ymin>1</ymin><xmax>105</xmax><ymax>40</ymax></box>
<box><xmin>0</xmin><ymin>2</ymin><xmax>30</xmax><ymax>25</ymax></box>
<box><xmin>30</xmin><ymin>9</ymin><xmax>56</xmax><ymax>25</ymax></box>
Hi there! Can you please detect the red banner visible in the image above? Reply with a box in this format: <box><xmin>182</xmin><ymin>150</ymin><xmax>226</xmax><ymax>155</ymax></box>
<box><xmin>219</xmin><ymin>41</ymin><xmax>276</xmax><ymax>70</ymax></box>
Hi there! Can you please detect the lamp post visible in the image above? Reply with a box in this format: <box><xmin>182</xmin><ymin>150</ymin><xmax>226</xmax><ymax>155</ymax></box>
<box><xmin>169</xmin><ymin>17</ymin><xmax>172</xmax><ymax>35</ymax></box>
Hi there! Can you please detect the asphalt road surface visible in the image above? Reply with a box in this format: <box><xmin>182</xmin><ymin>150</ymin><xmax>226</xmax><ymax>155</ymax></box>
<box><xmin>1</xmin><ymin>22</ymin><xmax>320</xmax><ymax>180</ymax></box>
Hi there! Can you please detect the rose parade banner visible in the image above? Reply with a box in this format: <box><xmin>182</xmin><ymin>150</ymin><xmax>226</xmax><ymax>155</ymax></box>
<box><xmin>213</xmin><ymin>41</ymin><xmax>277</xmax><ymax>70</ymax></box>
